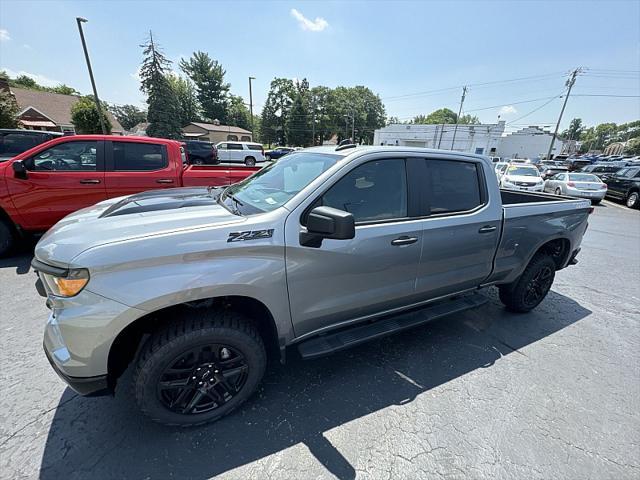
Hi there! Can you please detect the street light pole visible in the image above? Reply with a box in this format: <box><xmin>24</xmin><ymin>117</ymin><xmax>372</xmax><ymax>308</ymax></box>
<box><xmin>248</xmin><ymin>76</ymin><xmax>255</xmax><ymax>139</ymax></box>
<box><xmin>76</xmin><ymin>17</ymin><xmax>107</xmax><ymax>134</ymax></box>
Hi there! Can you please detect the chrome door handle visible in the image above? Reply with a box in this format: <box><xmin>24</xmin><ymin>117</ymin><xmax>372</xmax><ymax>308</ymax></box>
<box><xmin>79</xmin><ymin>179</ymin><xmax>101</xmax><ymax>184</ymax></box>
<box><xmin>391</xmin><ymin>236</ymin><xmax>418</xmax><ymax>246</ymax></box>
<box><xmin>156</xmin><ymin>179</ymin><xmax>174</xmax><ymax>184</ymax></box>
<box><xmin>478</xmin><ymin>225</ymin><xmax>497</xmax><ymax>233</ymax></box>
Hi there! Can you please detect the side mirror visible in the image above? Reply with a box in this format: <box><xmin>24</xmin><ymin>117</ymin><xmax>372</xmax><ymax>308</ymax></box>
<box><xmin>300</xmin><ymin>206</ymin><xmax>355</xmax><ymax>248</ymax></box>
<box><xmin>12</xmin><ymin>160</ymin><xmax>28</xmax><ymax>180</ymax></box>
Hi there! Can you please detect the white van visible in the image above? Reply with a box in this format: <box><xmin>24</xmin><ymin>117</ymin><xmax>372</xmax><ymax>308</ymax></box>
<box><xmin>216</xmin><ymin>142</ymin><xmax>266</xmax><ymax>166</ymax></box>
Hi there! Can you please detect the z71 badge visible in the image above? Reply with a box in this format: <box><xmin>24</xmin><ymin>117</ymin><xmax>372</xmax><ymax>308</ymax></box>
<box><xmin>227</xmin><ymin>229</ymin><xmax>274</xmax><ymax>243</ymax></box>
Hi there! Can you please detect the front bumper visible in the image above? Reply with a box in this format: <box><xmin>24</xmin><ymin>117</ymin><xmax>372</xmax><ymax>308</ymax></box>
<box><xmin>44</xmin><ymin>344</ymin><xmax>110</xmax><ymax>396</ymax></box>
<box><xmin>503</xmin><ymin>183</ymin><xmax>544</xmax><ymax>192</ymax></box>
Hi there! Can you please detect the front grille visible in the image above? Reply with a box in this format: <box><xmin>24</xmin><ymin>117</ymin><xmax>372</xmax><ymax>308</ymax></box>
<box><xmin>515</xmin><ymin>181</ymin><xmax>536</xmax><ymax>187</ymax></box>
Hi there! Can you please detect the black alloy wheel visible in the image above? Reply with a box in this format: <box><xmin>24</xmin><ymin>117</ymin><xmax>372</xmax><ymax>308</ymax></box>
<box><xmin>157</xmin><ymin>344</ymin><xmax>249</xmax><ymax>415</ymax></box>
<box><xmin>522</xmin><ymin>264</ymin><xmax>554</xmax><ymax>309</ymax></box>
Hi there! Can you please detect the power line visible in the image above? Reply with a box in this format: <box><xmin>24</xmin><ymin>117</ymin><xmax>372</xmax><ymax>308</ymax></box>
<box><xmin>506</xmin><ymin>94</ymin><xmax>564</xmax><ymax>125</ymax></box>
<box><xmin>381</xmin><ymin>72</ymin><xmax>567</xmax><ymax>101</ymax></box>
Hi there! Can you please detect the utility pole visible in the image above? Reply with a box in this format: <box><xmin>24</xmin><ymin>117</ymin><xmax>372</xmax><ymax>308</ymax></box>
<box><xmin>76</xmin><ymin>17</ymin><xmax>107</xmax><ymax>134</ymax></box>
<box><xmin>547</xmin><ymin>68</ymin><xmax>581</xmax><ymax>160</ymax></box>
<box><xmin>311</xmin><ymin>104</ymin><xmax>316</xmax><ymax>146</ymax></box>
<box><xmin>437</xmin><ymin>123</ymin><xmax>445</xmax><ymax>149</ymax></box>
<box><xmin>450</xmin><ymin>86</ymin><xmax>467</xmax><ymax>150</ymax></box>
<box><xmin>248</xmin><ymin>76</ymin><xmax>255</xmax><ymax>139</ymax></box>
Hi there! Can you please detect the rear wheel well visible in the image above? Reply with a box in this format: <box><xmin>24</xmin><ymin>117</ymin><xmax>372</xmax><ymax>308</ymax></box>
<box><xmin>107</xmin><ymin>296</ymin><xmax>279</xmax><ymax>391</ymax></box>
<box><xmin>534</xmin><ymin>238</ymin><xmax>571</xmax><ymax>270</ymax></box>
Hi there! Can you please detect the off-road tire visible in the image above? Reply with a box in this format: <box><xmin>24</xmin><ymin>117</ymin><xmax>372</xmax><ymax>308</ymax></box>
<box><xmin>0</xmin><ymin>219</ymin><xmax>15</xmax><ymax>257</ymax></box>
<box><xmin>626</xmin><ymin>191</ymin><xmax>640</xmax><ymax>209</ymax></box>
<box><xmin>244</xmin><ymin>156</ymin><xmax>256</xmax><ymax>166</ymax></box>
<box><xmin>498</xmin><ymin>254</ymin><xmax>556</xmax><ymax>313</ymax></box>
<box><xmin>133</xmin><ymin>310</ymin><xmax>266</xmax><ymax>427</ymax></box>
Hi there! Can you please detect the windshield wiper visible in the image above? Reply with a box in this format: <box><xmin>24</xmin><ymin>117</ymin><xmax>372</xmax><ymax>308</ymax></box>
<box><xmin>218</xmin><ymin>186</ymin><xmax>244</xmax><ymax>215</ymax></box>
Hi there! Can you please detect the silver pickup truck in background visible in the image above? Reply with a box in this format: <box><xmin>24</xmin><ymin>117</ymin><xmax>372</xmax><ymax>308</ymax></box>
<box><xmin>32</xmin><ymin>145</ymin><xmax>591</xmax><ymax>426</ymax></box>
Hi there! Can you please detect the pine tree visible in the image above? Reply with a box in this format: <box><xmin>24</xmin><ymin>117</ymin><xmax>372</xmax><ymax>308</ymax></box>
<box><xmin>180</xmin><ymin>51</ymin><xmax>230</xmax><ymax>123</ymax></box>
<box><xmin>139</xmin><ymin>32</ymin><xmax>182</xmax><ymax>139</ymax></box>
<box><xmin>286</xmin><ymin>93</ymin><xmax>310</xmax><ymax>146</ymax></box>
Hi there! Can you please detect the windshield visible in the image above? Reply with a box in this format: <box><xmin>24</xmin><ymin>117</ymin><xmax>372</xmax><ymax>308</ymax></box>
<box><xmin>506</xmin><ymin>166</ymin><xmax>539</xmax><ymax>177</ymax></box>
<box><xmin>569</xmin><ymin>173</ymin><xmax>600</xmax><ymax>182</ymax></box>
<box><xmin>221</xmin><ymin>152</ymin><xmax>341</xmax><ymax>214</ymax></box>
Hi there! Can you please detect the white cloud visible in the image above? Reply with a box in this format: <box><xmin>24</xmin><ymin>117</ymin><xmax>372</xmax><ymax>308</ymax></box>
<box><xmin>499</xmin><ymin>105</ymin><xmax>517</xmax><ymax>115</ymax></box>
<box><xmin>0</xmin><ymin>29</ymin><xmax>10</xmax><ymax>42</ymax></box>
<box><xmin>290</xmin><ymin>8</ymin><xmax>328</xmax><ymax>32</ymax></box>
<box><xmin>2</xmin><ymin>68</ymin><xmax>60</xmax><ymax>87</ymax></box>
<box><xmin>22</xmin><ymin>44</ymin><xmax>32</xmax><ymax>50</ymax></box>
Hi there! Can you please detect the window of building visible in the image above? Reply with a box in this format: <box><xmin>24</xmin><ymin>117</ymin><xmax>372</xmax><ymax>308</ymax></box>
<box><xmin>227</xmin><ymin>135</ymin><xmax>239</xmax><ymax>141</ymax></box>
<box><xmin>241</xmin><ymin>136</ymin><xmax>251</xmax><ymax>141</ymax></box>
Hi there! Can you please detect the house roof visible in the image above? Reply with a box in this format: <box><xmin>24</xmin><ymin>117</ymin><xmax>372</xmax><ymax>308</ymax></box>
<box><xmin>188</xmin><ymin>122</ymin><xmax>252</xmax><ymax>134</ymax></box>
<box><xmin>11</xmin><ymin>87</ymin><xmax>124</xmax><ymax>132</ymax></box>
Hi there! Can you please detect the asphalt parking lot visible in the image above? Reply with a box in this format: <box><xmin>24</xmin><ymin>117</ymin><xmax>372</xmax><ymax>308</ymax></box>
<box><xmin>1</xmin><ymin>200</ymin><xmax>639</xmax><ymax>480</ymax></box>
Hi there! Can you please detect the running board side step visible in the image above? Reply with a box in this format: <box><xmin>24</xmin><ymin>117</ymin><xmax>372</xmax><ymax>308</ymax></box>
<box><xmin>297</xmin><ymin>293</ymin><xmax>488</xmax><ymax>360</ymax></box>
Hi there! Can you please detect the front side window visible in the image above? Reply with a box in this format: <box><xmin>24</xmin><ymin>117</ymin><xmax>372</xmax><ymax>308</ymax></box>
<box><xmin>624</xmin><ymin>168</ymin><xmax>640</xmax><ymax>178</ymax></box>
<box><xmin>0</xmin><ymin>133</ymin><xmax>41</xmax><ymax>160</ymax></box>
<box><xmin>428</xmin><ymin>159</ymin><xmax>482</xmax><ymax>214</ymax></box>
<box><xmin>112</xmin><ymin>142</ymin><xmax>166</xmax><ymax>171</ymax></box>
<box><xmin>30</xmin><ymin>141</ymin><xmax>97</xmax><ymax>171</ymax></box>
<box><xmin>321</xmin><ymin>159</ymin><xmax>407</xmax><ymax>223</ymax></box>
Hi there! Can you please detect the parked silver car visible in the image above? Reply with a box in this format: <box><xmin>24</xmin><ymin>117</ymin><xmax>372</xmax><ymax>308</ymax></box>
<box><xmin>544</xmin><ymin>172</ymin><xmax>607</xmax><ymax>204</ymax></box>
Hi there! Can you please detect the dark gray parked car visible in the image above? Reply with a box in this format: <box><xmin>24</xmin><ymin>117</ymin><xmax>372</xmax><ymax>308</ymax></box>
<box><xmin>33</xmin><ymin>146</ymin><xmax>591</xmax><ymax>426</ymax></box>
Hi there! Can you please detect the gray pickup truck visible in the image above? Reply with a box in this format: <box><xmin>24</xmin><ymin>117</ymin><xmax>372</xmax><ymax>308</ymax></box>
<box><xmin>33</xmin><ymin>146</ymin><xmax>591</xmax><ymax>426</ymax></box>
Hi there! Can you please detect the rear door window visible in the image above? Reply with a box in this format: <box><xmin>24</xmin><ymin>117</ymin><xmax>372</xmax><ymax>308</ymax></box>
<box><xmin>112</xmin><ymin>142</ymin><xmax>167</xmax><ymax>171</ymax></box>
<box><xmin>427</xmin><ymin>160</ymin><xmax>482</xmax><ymax>214</ymax></box>
<box><xmin>227</xmin><ymin>143</ymin><xmax>243</xmax><ymax>150</ymax></box>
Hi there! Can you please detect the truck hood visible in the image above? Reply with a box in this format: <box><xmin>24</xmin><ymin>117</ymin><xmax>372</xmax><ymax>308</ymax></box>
<box><xmin>35</xmin><ymin>187</ymin><xmax>245</xmax><ymax>266</ymax></box>
<box><xmin>504</xmin><ymin>175</ymin><xmax>543</xmax><ymax>183</ymax></box>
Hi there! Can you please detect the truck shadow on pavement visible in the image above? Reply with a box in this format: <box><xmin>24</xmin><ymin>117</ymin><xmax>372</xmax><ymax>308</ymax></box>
<box><xmin>38</xmin><ymin>289</ymin><xmax>591</xmax><ymax>480</ymax></box>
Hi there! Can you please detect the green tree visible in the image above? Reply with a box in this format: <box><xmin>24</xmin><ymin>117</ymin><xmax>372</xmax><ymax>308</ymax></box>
<box><xmin>167</xmin><ymin>74</ymin><xmax>199</xmax><ymax>127</ymax></box>
<box><xmin>0</xmin><ymin>90</ymin><xmax>19</xmax><ymax>128</ymax></box>
<box><xmin>260</xmin><ymin>78</ymin><xmax>296</xmax><ymax>145</ymax></box>
<box><xmin>562</xmin><ymin>118</ymin><xmax>584</xmax><ymax>140</ymax></box>
<box><xmin>180</xmin><ymin>51</ymin><xmax>229</xmax><ymax>122</ymax></box>
<box><xmin>458</xmin><ymin>114</ymin><xmax>480</xmax><ymax>125</ymax></box>
<box><xmin>110</xmin><ymin>104</ymin><xmax>147</xmax><ymax>131</ymax></box>
<box><xmin>227</xmin><ymin>94</ymin><xmax>251</xmax><ymax>131</ymax></box>
<box><xmin>71</xmin><ymin>96</ymin><xmax>112</xmax><ymax>134</ymax></box>
<box><xmin>51</xmin><ymin>84</ymin><xmax>80</xmax><ymax>95</ymax></box>
<box><xmin>13</xmin><ymin>75</ymin><xmax>39</xmax><ymax>89</ymax></box>
<box><xmin>625</xmin><ymin>137</ymin><xmax>640</xmax><ymax>155</ymax></box>
<box><xmin>415</xmin><ymin>108</ymin><xmax>457</xmax><ymax>124</ymax></box>
<box><xmin>286</xmin><ymin>93</ymin><xmax>310</xmax><ymax>146</ymax></box>
<box><xmin>139</xmin><ymin>32</ymin><xmax>182</xmax><ymax>139</ymax></box>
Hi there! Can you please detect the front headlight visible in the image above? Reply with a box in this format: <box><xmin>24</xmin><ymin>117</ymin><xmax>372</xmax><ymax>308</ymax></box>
<box><xmin>41</xmin><ymin>269</ymin><xmax>90</xmax><ymax>297</ymax></box>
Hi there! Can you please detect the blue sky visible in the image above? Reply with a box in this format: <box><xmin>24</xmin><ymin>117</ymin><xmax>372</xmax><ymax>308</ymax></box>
<box><xmin>1</xmin><ymin>0</ymin><xmax>638</xmax><ymax>132</ymax></box>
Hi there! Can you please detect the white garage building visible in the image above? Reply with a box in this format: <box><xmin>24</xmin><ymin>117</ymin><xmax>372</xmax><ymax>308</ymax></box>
<box><xmin>497</xmin><ymin>126</ymin><xmax>563</xmax><ymax>160</ymax></box>
<box><xmin>373</xmin><ymin>121</ymin><xmax>506</xmax><ymax>156</ymax></box>
<box><xmin>373</xmin><ymin>122</ymin><xmax>565</xmax><ymax>159</ymax></box>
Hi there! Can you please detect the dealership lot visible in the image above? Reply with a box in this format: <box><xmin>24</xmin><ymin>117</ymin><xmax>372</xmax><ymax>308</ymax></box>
<box><xmin>0</xmin><ymin>201</ymin><xmax>638</xmax><ymax>480</ymax></box>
